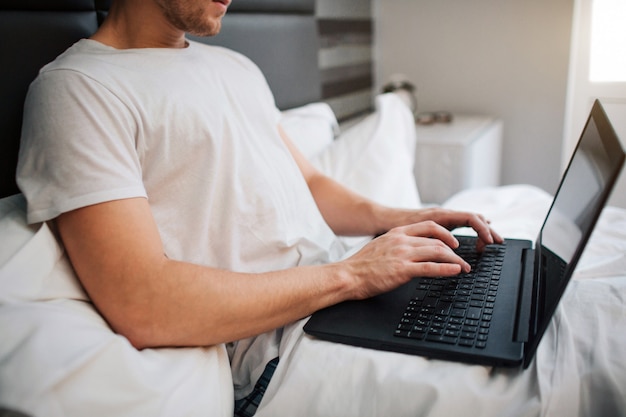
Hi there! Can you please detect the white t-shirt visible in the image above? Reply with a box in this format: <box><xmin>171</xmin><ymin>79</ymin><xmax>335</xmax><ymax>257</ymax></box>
<box><xmin>17</xmin><ymin>39</ymin><xmax>347</xmax><ymax>405</ymax></box>
<box><xmin>18</xmin><ymin>39</ymin><xmax>345</xmax><ymax>270</ymax></box>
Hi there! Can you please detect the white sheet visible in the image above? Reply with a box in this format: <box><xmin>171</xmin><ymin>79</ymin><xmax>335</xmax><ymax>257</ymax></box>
<box><xmin>2</xmin><ymin>188</ymin><xmax>625</xmax><ymax>417</ymax></box>
<box><xmin>0</xmin><ymin>195</ymin><xmax>234</xmax><ymax>417</ymax></box>
<box><xmin>255</xmin><ymin>185</ymin><xmax>626</xmax><ymax>417</ymax></box>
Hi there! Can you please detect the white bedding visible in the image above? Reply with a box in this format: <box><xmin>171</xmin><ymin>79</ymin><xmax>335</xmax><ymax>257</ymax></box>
<box><xmin>1</xmin><ymin>94</ymin><xmax>626</xmax><ymax>416</ymax></box>
<box><xmin>0</xmin><ymin>195</ymin><xmax>233</xmax><ymax>416</ymax></box>
<box><xmin>255</xmin><ymin>185</ymin><xmax>626</xmax><ymax>417</ymax></box>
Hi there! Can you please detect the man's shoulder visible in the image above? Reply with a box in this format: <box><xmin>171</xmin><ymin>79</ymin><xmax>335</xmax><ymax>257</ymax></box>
<box><xmin>41</xmin><ymin>39</ymin><xmax>104</xmax><ymax>73</ymax></box>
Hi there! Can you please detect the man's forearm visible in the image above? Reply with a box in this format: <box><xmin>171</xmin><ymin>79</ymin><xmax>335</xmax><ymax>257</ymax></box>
<box><xmin>56</xmin><ymin>197</ymin><xmax>355</xmax><ymax>349</ymax></box>
<box><xmin>57</xmin><ymin>198</ymin><xmax>474</xmax><ymax>350</ymax></box>
<box><xmin>109</xmin><ymin>258</ymin><xmax>353</xmax><ymax>349</ymax></box>
<box><xmin>277</xmin><ymin>124</ymin><xmax>418</xmax><ymax>237</ymax></box>
<box><xmin>306</xmin><ymin>172</ymin><xmax>393</xmax><ymax>236</ymax></box>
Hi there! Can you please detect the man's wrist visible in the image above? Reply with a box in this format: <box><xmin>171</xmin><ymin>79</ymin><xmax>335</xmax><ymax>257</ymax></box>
<box><xmin>371</xmin><ymin>205</ymin><xmax>422</xmax><ymax>235</ymax></box>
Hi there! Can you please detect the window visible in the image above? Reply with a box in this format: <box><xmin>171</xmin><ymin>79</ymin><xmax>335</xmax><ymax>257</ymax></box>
<box><xmin>563</xmin><ymin>0</ymin><xmax>626</xmax><ymax>165</ymax></box>
<box><xmin>589</xmin><ymin>0</ymin><xmax>626</xmax><ymax>82</ymax></box>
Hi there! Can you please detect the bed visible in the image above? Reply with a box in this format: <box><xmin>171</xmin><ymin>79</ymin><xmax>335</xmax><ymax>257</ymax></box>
<box><xmin>1</xmin><ymin>1</ymin><xmax>626</xmax><ymax>416</ymax></box>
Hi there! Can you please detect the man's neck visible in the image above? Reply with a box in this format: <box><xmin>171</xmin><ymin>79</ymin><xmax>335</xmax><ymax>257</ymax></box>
<box><xmin>90</xmin><ymin>1</ymin><xmax>187</xmax><ymax>49</ymax></box>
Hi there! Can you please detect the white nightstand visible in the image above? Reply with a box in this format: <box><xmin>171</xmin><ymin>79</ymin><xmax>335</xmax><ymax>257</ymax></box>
<box><xmin>414</xmin><ymin>115</ymin><xmax>502</xmax><ymax>204</ymax></box>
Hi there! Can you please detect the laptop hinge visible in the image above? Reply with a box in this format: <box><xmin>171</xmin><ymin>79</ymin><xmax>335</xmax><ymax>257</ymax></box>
<box><xmin>513</xmin><ymin>248</ymin><xmax>535</xmax><ymax>342</ymax></box>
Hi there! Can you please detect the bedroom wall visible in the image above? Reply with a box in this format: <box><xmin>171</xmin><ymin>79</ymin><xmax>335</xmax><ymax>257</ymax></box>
<box><xmin>373</xmin><ymin>0</ymin><xmax>575</xmax><ymax>194</ymax></box>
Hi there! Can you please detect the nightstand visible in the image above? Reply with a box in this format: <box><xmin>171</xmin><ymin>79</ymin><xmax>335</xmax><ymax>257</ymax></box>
<box><xmin>414</xmin><ymin>116</ymin><xmax>502</xmax><ymax>204</ymax></box>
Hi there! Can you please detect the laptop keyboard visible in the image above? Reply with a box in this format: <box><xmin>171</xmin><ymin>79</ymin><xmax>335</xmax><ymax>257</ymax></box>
<box><xmin>393</xmin><ymin>236</ymin><xmax>506</xmax><ymax>349</ymax></box>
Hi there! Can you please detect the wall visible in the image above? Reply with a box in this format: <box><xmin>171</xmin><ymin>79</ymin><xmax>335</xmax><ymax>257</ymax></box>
<box><xmin>373</xmin><ymin>0</ymin><xmax>574</xmax><ymax>193</ymax></box>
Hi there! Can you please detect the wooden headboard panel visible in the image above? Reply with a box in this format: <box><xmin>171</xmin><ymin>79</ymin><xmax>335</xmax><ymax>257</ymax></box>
<box><xmin>0</xmin><ymin>0</ymin><xmax>373</xmax><ymax>198</ymax></box>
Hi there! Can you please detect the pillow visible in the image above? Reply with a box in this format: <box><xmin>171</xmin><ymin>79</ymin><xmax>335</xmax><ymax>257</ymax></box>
<box><xmin>280</xmin><ymin>94</ymin><xmax>421</xmax><ymax>214</ymax></box>
<box><xmin>311</xmin><ymin>93</ymin><xmax>421</xmax><ymax>210</ymax></box>
<box><xmin>280</xmin><ymin>102</ymin><xmax>339</xmax><ymax>159</ymax></box>
<box><xmin>301</xmin><ymin>93</ymin><xmax>421</xmax><ymax>251</ymax></box>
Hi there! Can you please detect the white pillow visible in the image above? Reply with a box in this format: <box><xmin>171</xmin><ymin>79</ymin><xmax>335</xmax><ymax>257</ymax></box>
<box><xmin>311</xmin><ymin>93</ymin><xmax>421</xmax><ymax>210</ymax></box>
<box><xmin>280</xmin><ymin>102</ymin><xmax>339</xmax><ymax>159</ymax></box>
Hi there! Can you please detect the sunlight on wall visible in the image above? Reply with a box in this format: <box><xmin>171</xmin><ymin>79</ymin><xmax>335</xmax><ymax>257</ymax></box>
<box><xmin>589</xmin><ymin>0</ymin><xmax>626</xmax><ymax>82</ymax></box>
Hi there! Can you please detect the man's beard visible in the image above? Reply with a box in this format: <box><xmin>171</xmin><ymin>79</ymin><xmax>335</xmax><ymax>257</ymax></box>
<box><xmin>154</xmin><ymin>0</ymin><xmax>223</xmax><ymax>37</ymax></box>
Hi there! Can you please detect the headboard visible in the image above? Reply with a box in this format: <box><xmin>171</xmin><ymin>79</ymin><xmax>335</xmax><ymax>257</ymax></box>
<box><xmin>0</xmin><ymin>0</ymin><xmax>322</xmax><ymax>198</ymax></box>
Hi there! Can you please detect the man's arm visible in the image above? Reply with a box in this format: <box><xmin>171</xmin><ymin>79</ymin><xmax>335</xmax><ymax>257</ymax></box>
<box><xmin>56</xmin><ymin>197</ymin><xmax>469</xmax><ymax>349</ymax></box>
<box><xmin>278</xmin><ymin>126</ymin><xmax>502</xmax><ymax>246</ymax></box>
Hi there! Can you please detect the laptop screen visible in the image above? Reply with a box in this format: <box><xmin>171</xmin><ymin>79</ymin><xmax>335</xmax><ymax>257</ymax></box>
<box><xmin>542</xmin><ymin>115</ymin><xmax>609</xmax><ymax>271</ymax></box>
<box><xmin>527</xmin><ymin>100</ymin><xmax>624</xmax><ymax>362</ymax></box>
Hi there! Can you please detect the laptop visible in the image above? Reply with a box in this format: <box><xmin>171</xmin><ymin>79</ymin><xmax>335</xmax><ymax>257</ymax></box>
<box><xmin>304</xmin><ymin>100</ymin><xmax>625</xmax><ymax>368</ymax></box>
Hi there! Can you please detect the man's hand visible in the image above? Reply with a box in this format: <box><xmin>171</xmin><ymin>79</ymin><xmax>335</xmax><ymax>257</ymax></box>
<box><xmin>376</xmin><ymin>206</ymin><xmax>504</xmax><ymax>252</ymax></box>
<box><xmin>340</xmin><ymin>221</ymin><xmax>472</xmax><ymax>300</ymax></box>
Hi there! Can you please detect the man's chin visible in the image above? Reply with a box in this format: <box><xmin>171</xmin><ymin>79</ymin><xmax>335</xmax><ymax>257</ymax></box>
<box><xmin>187</xmin><ymin>21</ymin><xmax>222</xmax><ymax>37</ymax></box>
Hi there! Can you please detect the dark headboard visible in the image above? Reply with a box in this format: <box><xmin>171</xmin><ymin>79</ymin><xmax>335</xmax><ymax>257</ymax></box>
<box><xmin>0</xmin><ymin>0</ymin><xmax>321</xmax><ymax>198</ymax></box>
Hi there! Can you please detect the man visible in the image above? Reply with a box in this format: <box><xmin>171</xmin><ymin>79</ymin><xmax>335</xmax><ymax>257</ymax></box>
<box><xmin>16</xmin><ymin>0</ymin><xmax>501</xmax><ymax>413</ymax></box>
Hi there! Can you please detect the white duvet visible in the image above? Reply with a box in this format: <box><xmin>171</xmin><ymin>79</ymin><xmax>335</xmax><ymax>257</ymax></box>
<box><xmin>0</xmin><ymin>195</ymin><xmax>233</xmax><ymax>417</ymax></box>
<box><xmin>256</xmin><ymin>185</ymin><xmax>626</xmax><ymax>417</ymax></box>
<box><xmin>1</xmin><ymin>94</ymin><xmax>625</xmax><ymax>416</ymax></box>
<box><xmin>2</xmin><ymin>186</ymin><xmax>625</xmax><ymax>417</ymax></box>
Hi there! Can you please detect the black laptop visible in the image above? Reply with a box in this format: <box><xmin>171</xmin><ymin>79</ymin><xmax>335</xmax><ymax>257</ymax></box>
<box><xmin>304</xmin><ymin>100</ymin><xmax>625</xmax><ymax>368</ymax></box>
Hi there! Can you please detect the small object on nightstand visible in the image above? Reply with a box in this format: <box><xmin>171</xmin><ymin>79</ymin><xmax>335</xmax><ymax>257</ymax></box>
<box><xmin>414</xmin><ymin>115</ymin><xmax>502</xmax><ymax>205</ymax></box>
<box><xmin>415</xmin><ymin>111</ymin><xmax>453</xmax><ymax>125</ymax></box>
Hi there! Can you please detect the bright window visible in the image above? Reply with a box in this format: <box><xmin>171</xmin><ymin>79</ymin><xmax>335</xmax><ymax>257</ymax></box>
<box><xmin>589</xmin><ymin>0</ymin><xmax>626</xmax><ymax>82</ymax></box>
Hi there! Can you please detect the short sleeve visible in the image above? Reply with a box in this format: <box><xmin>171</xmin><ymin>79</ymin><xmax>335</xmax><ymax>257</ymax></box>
<box><xmin>17</xmin><ymin>69</ymin><xmax>147</xmax><ymax>223</ymax></box>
